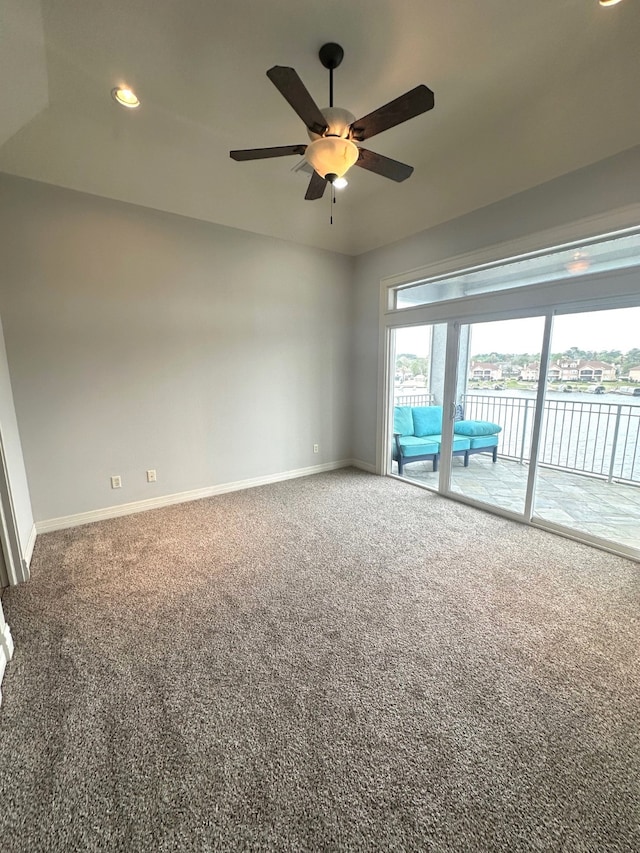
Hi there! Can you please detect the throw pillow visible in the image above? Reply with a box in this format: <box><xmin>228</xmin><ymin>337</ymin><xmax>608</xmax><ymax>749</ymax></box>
<box><xmin>393</xmin><ymin>406</ymin><xmax>415</xmax><ymax>436</ymax></box>
<box><xmin>454</xmin><ymin>420</ymin><xmax>502</xmax><ymax>436</ymax></box>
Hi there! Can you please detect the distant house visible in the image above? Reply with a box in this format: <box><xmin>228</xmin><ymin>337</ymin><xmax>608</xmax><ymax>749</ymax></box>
<box><xmin>520</xmin><ymin>363</ymin><xmax>540</xmax><ymax>381</ymax></box>
<box><xmin>551</xmin><ymin>359</ymin><xmax>580</xmax><ymax>381</ymax></box>
<box><xmin>548</xmin><ymin>359</ymin><xmax>616</xmax><ymax>382</ymax></box>
<box><xmin>547</xmin><ymin>365</ymin><xmax>562</xmax><ymax>381</ymax></box>
<box><xmin>629</xmin><ymin>366</ymin><xmax>640</xmax><ymax>382</ymax></box>
<box><xmin>576</xmin><ymin>360</ymin><xmax>617</xmax><ymax>382</ymax></box>
<box><xmin>470</xmin><ymin>362</ymin><xmax>502</xmax><ymax>380</ymax></box>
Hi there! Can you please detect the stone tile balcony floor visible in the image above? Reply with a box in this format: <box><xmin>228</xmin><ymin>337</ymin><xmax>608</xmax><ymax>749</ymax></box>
<box><xmin>394</xmin><ymin>453</ymin><xmax>640</xmax><ymax>552</ymax></box>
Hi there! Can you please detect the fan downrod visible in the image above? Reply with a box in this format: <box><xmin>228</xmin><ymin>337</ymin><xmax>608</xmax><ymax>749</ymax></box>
<box><xmin>319</xmin><ymin>43</ymin><xmax>344</xmax><ymax>70</ymax></box>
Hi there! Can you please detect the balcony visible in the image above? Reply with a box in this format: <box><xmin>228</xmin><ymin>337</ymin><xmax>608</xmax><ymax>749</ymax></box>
<box><xmin>393</xmin><ymin>391</ymin><xmax>640</xmax><ymax>552</ymax></box>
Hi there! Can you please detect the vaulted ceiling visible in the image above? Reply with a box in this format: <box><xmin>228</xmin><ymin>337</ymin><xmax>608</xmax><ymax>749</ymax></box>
<box><xmin>1</xmin><ymin>0</ymin><xmax>639</xmax><ymax>255</ymax></box>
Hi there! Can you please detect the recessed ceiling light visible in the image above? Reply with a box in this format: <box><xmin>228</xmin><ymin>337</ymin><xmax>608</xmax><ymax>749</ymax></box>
<box><xmin>565</xmin><ymin>250</ymin><xmax>590</xmax><ymax>275</ymax></box>
<box><xmin>111</xmin><ymin>87</ymin><xmax>140</xmax><ymax>109</ymax></box>
<box><xmin>599</xmin><ymin>0</ymin><xmax>624</xmax><ymax>6</ymax></box>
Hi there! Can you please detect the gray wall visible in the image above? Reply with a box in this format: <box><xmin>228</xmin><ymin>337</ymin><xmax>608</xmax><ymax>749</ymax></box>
<box><xmin>352</xmin><ymin>145</ymin><xmax>640</xmax><ymax>467</ymax></box>
<box><xmin>0</xmin><ymin>175</ymin><xmax>353</xmax><ymax>522</ymax></box>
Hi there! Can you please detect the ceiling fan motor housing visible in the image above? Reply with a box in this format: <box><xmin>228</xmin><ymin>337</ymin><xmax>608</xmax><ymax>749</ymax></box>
<box><xmin>307</xmin><ymin>107</ymin><xmax>356</xmax><ymax>142</ymax></box>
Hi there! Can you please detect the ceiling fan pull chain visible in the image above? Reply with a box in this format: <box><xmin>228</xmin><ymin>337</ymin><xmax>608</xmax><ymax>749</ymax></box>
<box><xmin>329</xmin><ymin>182</ymin><xmax>338</xmax><ymax>224</ymax></box>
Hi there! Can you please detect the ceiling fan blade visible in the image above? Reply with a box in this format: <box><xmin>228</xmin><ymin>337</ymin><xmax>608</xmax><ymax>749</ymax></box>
<box><xmin>266</xmin><ymin>66</ymin><xmax>328</xmax><ymax>135</ymax></box>
<box><xmin>305</xmin><ymin>171</ymin><xmax>327</xmax><ymax>200</ymax></box>
<box><xmin>356</xmin><ymin>148</ymin><xmax>414</xmax><ymax>182</ymax></box>
<box><xmin>230</xmin><ymin>145</ymin><xmax>306</xmax><ymax>161</ymax></box>
<box><xmin>350</xmin><ymin>85</ymin><xmax>435</xmax><ymax>141</ymax></box>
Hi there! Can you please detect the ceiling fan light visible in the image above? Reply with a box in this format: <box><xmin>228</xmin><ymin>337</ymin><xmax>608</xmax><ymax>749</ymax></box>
<box><xmin>599</xmin><ymin>0</ymin><xmax>624</xmax><ymax>5</ymax></box>
<box><xmin>332</xmin><ymin>176</ymin><xmax>348</xmax><ymax>189</ymax></box>
<box><xmin>305</xmin><ymin>137</ymin><xmax>359</xmax><ymax>180</ymax></box>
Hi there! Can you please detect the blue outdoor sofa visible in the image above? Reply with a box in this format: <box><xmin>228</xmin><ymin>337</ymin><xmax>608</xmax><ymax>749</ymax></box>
<box><xmin>393</xmin><ymin>405</ymin><xmax>501</xmax><ymax>476</ymax></box>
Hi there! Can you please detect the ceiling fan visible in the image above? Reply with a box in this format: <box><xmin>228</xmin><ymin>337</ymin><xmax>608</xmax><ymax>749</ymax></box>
<box><xmin>230</xmin><ymin>43</ymin><xmax>435</xmax><ymax>200</ymax></box>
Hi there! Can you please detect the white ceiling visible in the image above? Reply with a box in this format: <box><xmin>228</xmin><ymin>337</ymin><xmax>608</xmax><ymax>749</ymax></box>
<box><xmin>1</xmin><ymin>0</ymin><xmax>639</xmax><ymax>255</ymax></box>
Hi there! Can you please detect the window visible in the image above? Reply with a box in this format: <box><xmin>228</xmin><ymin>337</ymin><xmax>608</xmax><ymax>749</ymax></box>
<box><xmin>393</xmin><ymin>228</ymin><xmax>640</xmax><ymax>309</ymax></box>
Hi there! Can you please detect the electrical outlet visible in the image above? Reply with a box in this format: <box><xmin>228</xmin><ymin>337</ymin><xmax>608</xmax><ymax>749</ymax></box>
<box><xmin>111</xmin><ymin>475</ymin><xmax>122</xmax><ymax>489</ymax></box>
<box><xmin>313</xmin><ymin>444</ymin><xmax>319</xmax><ymax>453</ymax></box>
<box><xmin>146</xmin><ymin>469</ymin><xmax>157</xmax><ymax>483</ymax></box>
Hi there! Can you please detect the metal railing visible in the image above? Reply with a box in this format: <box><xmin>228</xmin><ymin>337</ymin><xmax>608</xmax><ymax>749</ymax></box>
<box><xmin>394</xmin><ymin>391</ymin><xmax>434</xmax><ymax>407</ymax></box>
<box><xmin>461</xmin><ymin>394</ymin><xmax>640</xmax><ymax>485</ymax></box>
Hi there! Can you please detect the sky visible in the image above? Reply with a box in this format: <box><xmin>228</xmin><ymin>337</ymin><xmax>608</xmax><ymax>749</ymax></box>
<box><xmin>395</xmin><ymin>306</ymin><xmax>640</xmax><ymax>358</ymax></box>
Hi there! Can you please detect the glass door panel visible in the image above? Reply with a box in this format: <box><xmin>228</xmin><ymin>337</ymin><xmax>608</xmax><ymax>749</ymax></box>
<box><xmin>391</xmin><ymin>324</ymin><xmax>449</xmax><ymax>491</ymax></box>
<box><xmin>449</xmin><ymin>316</ymin><xmax>547</xmax><ymax>516</ymax></box>
<box><xmin>534</xmin><ymin>307</ymin><xmax>640</xmax><ymax>553</ymax></box>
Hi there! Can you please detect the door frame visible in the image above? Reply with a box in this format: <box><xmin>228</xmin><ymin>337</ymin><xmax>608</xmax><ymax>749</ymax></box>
<box><xmin>0</xmin><ymin>424</ymin><xmax>28</xmax><ymax>587</ymax></box>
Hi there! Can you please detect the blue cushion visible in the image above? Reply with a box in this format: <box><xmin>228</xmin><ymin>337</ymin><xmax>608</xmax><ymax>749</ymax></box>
<box><xmin>412</xmin><ymin>406</ymin><xmax>443</xmax><ymax>437</ymax></box>
<box><xmin>469</xmin><ymin>435</ymin><xmax>499</xmax><ymax>449</ymax></box>
<box><xmin>452</xmin><ymin>436</ymin><xmax>472</xmax><ymax>451</ymax></box>
<box><xmin>454</xmin><ymin>420</ymin><xmax>502</xmax><ymax>437</ymax></box>
<box><xmin>421</xmin><ymin>434</ymin><xmax>471</xmax><ymax>451</ymax></box>
<box><xmin>396</xmin><ymin>435</ymin><xmax>439</xmax><ymax>458</ymax></box>
<box><xmin>393</xmin><ymin>406</ymin><xmax>415</xmax><ymax>437</ymax></box>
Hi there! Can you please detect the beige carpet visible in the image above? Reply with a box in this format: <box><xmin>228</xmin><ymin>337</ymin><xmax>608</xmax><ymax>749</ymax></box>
<box><xmin>1</xmin><ymin>468</ymin><xmax>638</xmax><ymax>852</ymax></box>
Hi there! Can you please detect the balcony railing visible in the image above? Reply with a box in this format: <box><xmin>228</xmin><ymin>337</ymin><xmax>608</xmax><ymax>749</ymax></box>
<box><xmin>462</xmin><ymin>394</ymin><xmax>640</xmax><ymax>485</ymax></box>
<box><xmin>392</xmin><ymin>391</ymin><xmax>640</xmax><ymax>485</ymax></box>
<box><xmin>394</xmin><ymin>390</ymin><xmax>435</xmax><ymax>407</ymax></box>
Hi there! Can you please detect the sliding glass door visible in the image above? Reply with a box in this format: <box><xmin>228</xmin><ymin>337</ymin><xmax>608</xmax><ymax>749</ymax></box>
<box><xmin>449</xmin><ymin>316</ymin><xmax>546</xmax><ymax>516</ymax></box>
<box><xmin>532</xmin><ymin>306</ymin><xmax>640</xmax><ymax>552</ymax></box>
<box><xmin>386</xmin><ymin>304</ymin><xmax>640</xmax><ymax>560</ymax></box>
<box><xmin>390</xmin><ymin>324</ymin><xmax>448</xmax><ymax>492</ymax></box>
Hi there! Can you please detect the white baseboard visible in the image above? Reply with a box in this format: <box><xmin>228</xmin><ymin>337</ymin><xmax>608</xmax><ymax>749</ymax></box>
<box><xmin>0</xmin><ymin>648</ymin><xmax>5</xmax><ymax>708</ymax></box>
<box><xmin>1</xmin><ymin>621</ymin><xmax>14</xmax><ymax>660</ymax></box>
<box><xmin>24</xmin><ymin>524</ymin><xmax>37</xmax><ymax>568</ymax></box>
<box><xmin>0</xmin><ymin>622</ymin><xmax>14</xmax><ymax>709</ymax></box>
<box><xmin>35</xmin><ymin>460</ymin><xmax>355</xmax><ymax>534</ymax></box>
<box><xmin>350</xmin><ymin>458</ymin><xmax>377</xmax><ymax>474</ymax></box>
